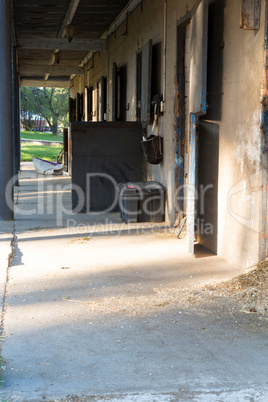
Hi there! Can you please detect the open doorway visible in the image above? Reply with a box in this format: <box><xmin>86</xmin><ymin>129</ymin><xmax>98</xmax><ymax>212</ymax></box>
<box><xmin>176</xmin><ymin>0</ymin><xmax>223</xmax><ymax>256</ymax></box>
<box><xmin>20</xmin><ymin>87</ymin><xmax>69</xmax><ymax>166</ymax></box>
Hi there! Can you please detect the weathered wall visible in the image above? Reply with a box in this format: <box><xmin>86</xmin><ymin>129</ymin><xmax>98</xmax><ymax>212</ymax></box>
<box><xmin>85</xmin><ymin>52</ymin><xmax>107</xmax><ymax>121</ymax></box>
<box><xmin>70</xmin><ymin>0</ymin><xmax>266</xmax><ymax>268</ymax></box>
<box><xmin>106</xmin><ymin>0</ymin><xmax>176</xmax><ymax>217</ymax></box>
<box><xmin>217</xmin><ymin>0</ymin><xmax>265</xmax><ymax>267</ymax></box>
<box><xmin>71</xmin><ymin>74</ymin><xmax>85</xmax><ymax>98</ymax></box>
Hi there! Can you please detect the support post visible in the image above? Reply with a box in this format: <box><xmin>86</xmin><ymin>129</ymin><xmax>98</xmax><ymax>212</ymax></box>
<box><xmin>12</xmin><ymin>47</ymin><xmax>20</xmax><ymax>186</ymax></box>
<box><xmin>0</xmin><ymin>0</ymin><xmax>13</xmax><ymax>220</ymax></box>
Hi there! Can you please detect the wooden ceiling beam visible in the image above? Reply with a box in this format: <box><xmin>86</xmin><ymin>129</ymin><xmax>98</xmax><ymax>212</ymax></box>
<box><xmin>20</xmin><ymin>78</ymin><xmax>70</xmax><ymax>88</ymax></box>
<box><xmin>19</xmin><ymin>65</ymin><xmax>84</xmax><ymax>76</ymax></box>
<box><xmin>17</xmin><ymin>37</ymin><xmax>107</xmax><ymax>51</ymax></box>
<box><xmin>58</xmin><ymin>0</ymin><xmax>81</xmax><ymax>37</ymax></box>
<box><xmin>46</xmin><ymin>0</ymin><xmax>80</xmax><ymax>82</ymax></box>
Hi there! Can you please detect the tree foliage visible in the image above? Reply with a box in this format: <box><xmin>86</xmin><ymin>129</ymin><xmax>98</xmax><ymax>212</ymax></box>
<box><xmin>20</xmin><ymin>87</ymin><xmax>69</xmax><ymax>135</ymax></box>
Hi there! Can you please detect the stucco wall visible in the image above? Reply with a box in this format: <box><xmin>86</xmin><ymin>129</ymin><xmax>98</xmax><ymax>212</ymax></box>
<box><xmin>70</xmin><ymin>0</ymin><xmax>266</xmax><ymax>268</ymax></box>
<box><xmin>217</xmin><ymin>0</ymin><xmax>265</xmax><ymax>267</ymax></box>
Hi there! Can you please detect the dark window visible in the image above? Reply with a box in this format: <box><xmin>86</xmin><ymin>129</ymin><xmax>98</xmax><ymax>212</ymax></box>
<box><xmin>87</xmin><ymin>86</ymin><xmax>93</xmax><ymax>121</ymax></box>
<box><xmin>118</xmin><ymin>66</ymin><xmax>127</xmax><ymax>121</ymax></box>
<box><xmin>69</xmin><ymin>97</ymin><xmax>76</xmax><ymax>122</ymax></box>
<box><xmin>136</xmin><ymin>52</ymin><xmax>142</xmax><ymax>122</ymax></box>
<box><xmin>112</xmin><ymin>62</ymin><xmax>118</xmax><ymax>121</ymax></box>
<box><xmin>102</xmin><ymin>77</ymin><xmax>107</xmax><ymax>120</ymax></box>
<box><xmin>97</xmin><ymin>77</ymin><xmax>107</xmax><ymax>122</ymax></box>
<box><xmin>150</xmin><ymin>42</ymin><xmax>162</xmax><ymax>122</ymax></box>
<box><xmin>76</xmin><ymin>93</ymin><xmax>83</xmax><ymax>121</ymax></box>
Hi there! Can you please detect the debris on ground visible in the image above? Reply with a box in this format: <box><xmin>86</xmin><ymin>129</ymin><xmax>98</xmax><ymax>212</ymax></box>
<box><xmin>61</xmin><ymin>260</ymin><xmax>268</xmax><ymax>317</ymax></box>
<box><xmin>155</xmin><ymin>259</ymin><xmax>268</xmax><ymax>314</ymax></box>
<box><xmin>214</xmin><ymin>259</ymin><xmax>268</xmax><ymax>314</ymax></box>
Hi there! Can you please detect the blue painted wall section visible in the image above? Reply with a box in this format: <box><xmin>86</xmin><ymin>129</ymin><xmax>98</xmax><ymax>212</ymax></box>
<box><xmin>200</xmin><ymin>90</ymin><xmax>207</xmax><ymax>115</ymax></box>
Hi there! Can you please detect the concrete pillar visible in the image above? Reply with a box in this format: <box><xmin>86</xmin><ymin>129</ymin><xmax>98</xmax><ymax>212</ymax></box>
<box><xmin>0</xmin><ymin>0</ymin><xmax>13</xmax><ymax>219</ymax></box>
<box><xmin>12</xmin><ymin>47</ymin><xmax>21</xmax><ymax>186</ymax></box>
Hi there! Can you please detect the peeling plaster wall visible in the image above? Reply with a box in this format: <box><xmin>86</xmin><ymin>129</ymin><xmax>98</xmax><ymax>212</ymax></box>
<box><xmin>218</xmin><ymin>0</ymin><xmax>264</xmax><ymax>267</ymax></box>
<box><xmin>71</xmin><ymin>74</ymin><xmax>85</xmax><ymax>99</ymax></box>
<box><xmin>218</xmin><ymin>0</ymin><xmax>265</xmax><ymax>267</ymax></box>
<box><xmin>70</xmin><ymin>0</ymin><xmax>266</xmax><ymax>268</ymax></box>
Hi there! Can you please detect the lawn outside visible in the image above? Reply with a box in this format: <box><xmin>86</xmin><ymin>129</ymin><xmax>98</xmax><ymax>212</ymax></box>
<box><xmin>21</xmin><ymin>143</ymin><xmax>63</xmax><ymax>162</ymax></box>
<box><xmin>21</xmin><ymin>130</ymin><xmax>63</xmax><ymax>162</ymax></box>
<box><xmin>21</xmin><ymin>130</ymin><xmax>63</xmax><ymax>142</ymax></box>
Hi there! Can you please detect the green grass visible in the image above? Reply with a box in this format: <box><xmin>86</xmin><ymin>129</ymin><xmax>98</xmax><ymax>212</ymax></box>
<box><xmin>21</xmin><ymin>143</ymin><xmax>63</xmax><ymax>162</ymax></box>
<box><xmin>21</xmin><ymin>130</ymin><xmax>63</xmax><ymax>142</ymax></box>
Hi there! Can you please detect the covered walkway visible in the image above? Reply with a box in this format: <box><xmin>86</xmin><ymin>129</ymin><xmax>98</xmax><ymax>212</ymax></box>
<box><xmin>0</xmin><ymin>164</ymin><xmax>267</xmax><ymax>400</ymax></box>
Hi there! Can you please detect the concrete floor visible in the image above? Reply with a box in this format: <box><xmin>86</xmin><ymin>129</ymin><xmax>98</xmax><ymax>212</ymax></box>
<box><xmin>0</xmin><ymin>163</ymin><xmax>267</xmax><ymax>401</ymax></box>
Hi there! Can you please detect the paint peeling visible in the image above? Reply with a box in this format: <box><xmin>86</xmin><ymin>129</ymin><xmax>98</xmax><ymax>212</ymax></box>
<box><xmin>233</xmin><ymin>107</ymin><xmax>262</xmax><ymax>173</ymax></box>
<box><xmin>200</xmin><ymin>89</ymin><xmax>207</xmax><ymax>114</ymax></box>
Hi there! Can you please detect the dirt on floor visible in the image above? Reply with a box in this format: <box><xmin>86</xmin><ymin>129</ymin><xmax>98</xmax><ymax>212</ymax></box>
<box><xmin>60</xmin><ymin>259</ymin><xmax>268</xmax><ymax>318</ymax></box>
<box><xmin>152</xmin><ymin>259</ymin><xmax>268</xmax><ymax>315</ymax></box>
<box><xmin>214</xmin><ymin>259</ymin><xmax>268</xmax><ymax>313</ymax></box>
<box><xmin>46</xmin><ymin>261</ymin><xmax>268</xmax><ymax>402</ymax></box>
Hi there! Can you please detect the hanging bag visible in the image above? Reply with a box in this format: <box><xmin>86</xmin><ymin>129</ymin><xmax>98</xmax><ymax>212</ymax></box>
<box><xmin>141</xmin><ymin>133</ymin><xmax>163</xmax><ymax>165</ymax></box>
<box><xmin>141</xmin><ymin>96</ymin><xmax>163</xmax><ymax>165</ymax></box>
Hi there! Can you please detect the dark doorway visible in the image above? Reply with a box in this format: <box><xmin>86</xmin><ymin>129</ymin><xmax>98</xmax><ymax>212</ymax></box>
<box><xmin>102</xmin><ymin>77</ymin><xmax>107</xmax><ymax>121</ymax></box>
<box><xmin>97</xmin><ymin>76</ymin><xmax>107</xmax><ymax>122</ymax></box>
<box><xmin>69</xmin><ymin>97</ymin><xmax>76</xmax><ymax>123</ymax></box>
<box><xmin>150</xmin><ymin>42</ymin><xmax>162</xmax><ymax>123</ymax></box>
<box><xmin>197</xmin><ymin>121</ymin><xmax>219</xmax><ymax>254</ymax></box>
<box><xmin>196</xmin><ymin>0</ymin><xmax>224</xmax><ymax>254</ymax></box>
<box><xmin>76</xmin><ymin>92</ymin><xmax>83</xmax><ymax>122</ymax></box>
<box><xmin>175</xmin><ymin>24</ymin><xmax>186</xmax><ymax>222</ymax></box>
<box><xmin>112</xmin><ymin>62</ymin><xmax>118</xmax><ymax>121</ymax></box>
<box><xmin>119</xmin><ymin>65</ymin><xmax>127</xmax><ymax>121</ymax></box>
<box><xmin>136</xmin><ymin>52</ymin><xmax>142</xmax><ymax>122</ymax></box>
<box><xmin>206</xmin><ymin>0</ymin><xmax>224</xmax><ymax>121</ymax></box>
<box><xmin>87</xmin><ymin>86</ymin><xmax>93</xmax><ymax>121</ymax></box>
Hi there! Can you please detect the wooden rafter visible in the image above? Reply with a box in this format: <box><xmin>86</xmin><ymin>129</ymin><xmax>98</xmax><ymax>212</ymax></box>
<box><xmin>18</xmin><ymin>65</ymin><xmax>84</xmax><ymax>76</ymax></box>
<box><xmin>17</xmin><ymin>38</ymin><xmax>107</xmax><ymax>52</ymax></box>
<box><xmin>58</xmin><ymin>0</ymin><xmax>81</xmax><ymax>37</ymax></box>
<box><xmin>20</xmin><ymin>78</ymin><xmax>70</xmax><ymax>88</ymax></box>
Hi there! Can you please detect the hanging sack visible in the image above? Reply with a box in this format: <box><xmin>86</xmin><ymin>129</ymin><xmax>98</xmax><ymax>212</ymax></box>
<box><xmin>141</xmin><ymin>134</ymin><xmax>163</xmax><ymax>164</ymax></box>
<box><xmin>141</xmin><ymin>95</ymin><xmax>163</xmax><ymax>165</ymax></box>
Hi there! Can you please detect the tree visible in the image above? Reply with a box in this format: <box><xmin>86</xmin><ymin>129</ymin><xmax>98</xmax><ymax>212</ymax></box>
<box><xmin>20</xmin><ymin>87</ymin><xmax>70</xmax><ymax>135</ymax></box>
<box><xmin>20</xmin><ymin>87</ymin><xmax>35</xmax><ymax>131</ymax></box>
